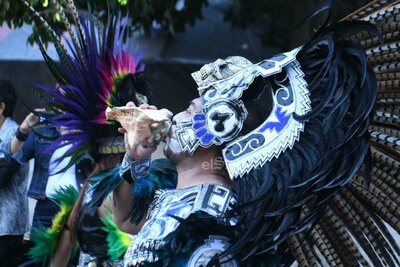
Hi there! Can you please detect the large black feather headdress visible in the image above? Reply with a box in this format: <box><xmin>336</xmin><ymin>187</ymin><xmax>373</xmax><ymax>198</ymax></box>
<box><xmin>182</xmin><ymin>2</ymin><xmax>379</xmax><ymax>263</ymax></box>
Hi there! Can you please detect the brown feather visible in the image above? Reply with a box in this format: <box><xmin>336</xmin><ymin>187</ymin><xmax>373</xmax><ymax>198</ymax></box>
<box><xmin>287</xmin><ymin>235</ymin><xmax>310</xmax><ymax>267</ymax></box>
<box><xmin>340</xmin><ymin>189</ymin><xmax>395</xmax><ymax>266</ymax></box>
<box><xmin>348</xmin><ymin>181</ymin><xmax>400</xmax><ymax>231</ymax></box>
<box><xmin>319</xmin><ymin>208</ymin><xmax>358</xmax><ymax>266</ymax></box>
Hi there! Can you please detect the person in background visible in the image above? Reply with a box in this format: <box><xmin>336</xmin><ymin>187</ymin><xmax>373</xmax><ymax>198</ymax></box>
<box><xmin>0</xmin><ymin>79</ymin><xmax>29</xmax><ymax>266</ymax></box>
<box><xmin>10</xmin><ymin>112</ymin><xmax>62</xmax><ymax>229</ymax></box>
<box><xmin>12</xmin><ymin>121</ymin><xmax>90</xmax><ymax>267</ymax></box>
<box><xmin>10</xmin><ymin>109</ymin><xmax>88</xmax><ymax>230</ymax></box>
<box><xmin>49</xmin><ymin>134</ymin><xmax>125</xmax><ymax>267</ymax></box>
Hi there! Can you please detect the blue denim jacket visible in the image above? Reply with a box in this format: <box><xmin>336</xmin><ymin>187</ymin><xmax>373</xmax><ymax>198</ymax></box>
<box><xmin>13</xmin><ymin>125</ymin><xmax>86</xmax><ymax>200</ymax></box>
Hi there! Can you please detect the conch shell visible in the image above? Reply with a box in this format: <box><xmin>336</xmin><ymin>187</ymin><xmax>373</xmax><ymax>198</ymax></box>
<box><xmin>106</xmin><ymin>106</ymin><xmax>173</xmax><ymax>147</ymax></box>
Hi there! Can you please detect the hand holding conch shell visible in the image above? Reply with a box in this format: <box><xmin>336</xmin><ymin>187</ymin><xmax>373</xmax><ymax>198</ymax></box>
<box><xmin>106</xmin><ymin>103</ymin><xmax>173</xmax><ymax>149</ymax></box>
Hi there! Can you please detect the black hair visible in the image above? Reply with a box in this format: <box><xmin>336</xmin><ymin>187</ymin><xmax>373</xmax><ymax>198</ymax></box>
<box><xmin>0</xmin><ymin>80</ymin><xmax>18</xmax><ymax>118</ymax></box>
<box><xmin>95</xmin><ymin>72</ymin><xmax>153</xmax><ymax>141</ymax></box>
<box><xmin>241</xmin><ymin>76</ymin><xmax>273</xmax><ymax>134</ymax></box>
<box><xmin>116</xmin><ymin>73</ymin><xmax>153</xmax><ymax>107</ymax></box>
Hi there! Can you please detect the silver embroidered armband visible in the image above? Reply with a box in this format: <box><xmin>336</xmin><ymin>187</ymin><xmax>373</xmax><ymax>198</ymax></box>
<box><xmin>119</xmin><ymin>153</ymin><xmax>151</xmax><ymax>184</ymax></box>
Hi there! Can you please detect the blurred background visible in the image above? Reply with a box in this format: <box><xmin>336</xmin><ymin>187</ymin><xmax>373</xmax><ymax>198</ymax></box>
<box><xmin>0</xmin><ymin>0</ymin><xmax>370</xmax><ymax>122</ymax></box>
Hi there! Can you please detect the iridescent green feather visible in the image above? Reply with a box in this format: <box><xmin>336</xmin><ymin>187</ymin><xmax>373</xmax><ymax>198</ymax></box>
<box><xmin>101</xmin><ymin>214</ymin><xmax>132</xmax><ymax>261</ymax></box>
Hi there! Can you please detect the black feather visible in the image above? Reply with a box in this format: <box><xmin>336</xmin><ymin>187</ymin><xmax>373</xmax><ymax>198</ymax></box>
<box><xmin>223</xmin><ymin>7</ymin><xmax>378</xmax><ymax>263</ymax></box>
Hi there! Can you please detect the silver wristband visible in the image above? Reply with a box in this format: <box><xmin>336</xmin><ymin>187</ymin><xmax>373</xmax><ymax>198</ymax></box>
<box><xmin>119</xmin><ymin>153</ymin><xmax>151</xmax><ymax>183</ymax></box>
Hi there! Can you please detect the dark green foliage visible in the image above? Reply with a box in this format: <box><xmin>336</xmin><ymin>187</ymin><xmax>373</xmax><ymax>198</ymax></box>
<box><xmin>1</xmin><ymin>0</ymin><xmax>208</xmax><ymax>46</ymax></box>
<box><xmin>224</xmin><ymin>0</ymin><xmax>371</xmax><ymax>49</ymax></box>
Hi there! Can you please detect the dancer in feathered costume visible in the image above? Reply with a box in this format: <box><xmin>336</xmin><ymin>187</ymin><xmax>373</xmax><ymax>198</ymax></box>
<box><xmin>109</xmin><ymin>1</ymin><xmax>400</xmax><ymax>266</ymax></box>
<box><xmin>20</xmin><ymin>1</ymin><xmax>178</xmax><ymax>266</ymax></box>
<box><xmin>23</xmin><ymin>0</ymin><xmax>400</xmax><ymax>266</ymax></box>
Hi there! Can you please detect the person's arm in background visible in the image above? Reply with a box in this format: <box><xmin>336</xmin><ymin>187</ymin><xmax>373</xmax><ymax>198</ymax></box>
<box><xmin>0</xmin><ymin>112</ymin><xmax>39</xmax><ymax>187</ymax></box>
<box><xmin>113</xmin><ymin>176</ymin><xmax>148</xmax><ymax>234</ymax></box>
<box><xmin>0</xmin><ymin>127</ymin><xmax>36</xmax><ymax>187</ymax></box>
<box><xmin>10</xmin><ymin>112</ymin><xmax>39</xmax><ymax>155</ymax></box>
<box><xmin>112</xmin><ymin>103</ymin><xmax>157</xmax><ymax>234</ymax></box>
<box><xmin>11</xmin><ymin>125</ymin><xmax>36</xmax><ymax>165</ymax></box>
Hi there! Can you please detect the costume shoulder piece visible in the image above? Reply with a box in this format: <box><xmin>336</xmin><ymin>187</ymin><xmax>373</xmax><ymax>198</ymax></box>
<box><xmin>123</xmin><ymin>184</ymin><xmax>236</xmax><ymax>266</ymax></box>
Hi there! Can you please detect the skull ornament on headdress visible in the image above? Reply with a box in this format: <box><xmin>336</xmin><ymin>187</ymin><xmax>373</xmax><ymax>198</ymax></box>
<box><xmin>176</xmin><ymin>48</ymin><xmax>311</xmax><ymax>178</ymax></box>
